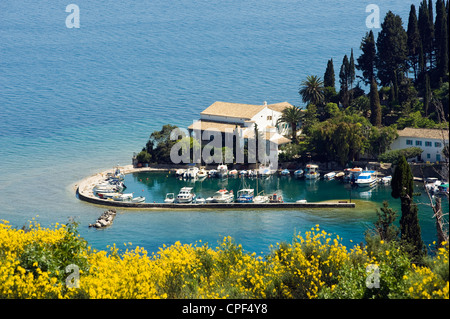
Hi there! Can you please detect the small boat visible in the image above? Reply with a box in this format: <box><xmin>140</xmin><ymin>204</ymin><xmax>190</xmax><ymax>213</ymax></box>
<box><xmin>253</xmin><ymin>191</ymin><xmax>269</xmax><ymax>203</ymax></box>
<box><xmin>355</xmin><ymin>171</ymin><xmax>378</xmax><ymax>188</ymax></box>
<box><xmin>247</xmin><ymin>170</ymin><xmax>258</xmax><ymax>178</ymax></box>
<box><xmin>269</xmin><ymin>193</ymin><xmax>283</xmax><ymax>203</ymax></box>
<box><xmin>113</xmin><ymin>193</ymin><xmax>133</xmax><ymax>201</ymax></box>
<box><xmin>425</xmin><ymin>178</ymin><xmax>442</xmax><ymax>194</ymax></box>
<box><xmin>208</xmin><ymin>169</ymin><xmax>217</xmax><ymax>177</ymax></box>
<box><xmin>175</xmin><ymin>169</ymin><xmax>186</xmax><ymax>177</ymax></box>
<box><xmin>437</xmin><ymin>183</ymin><xmax>449</xmax><ymax>196</ymax></box>
<box><xmin>305</xmin><ymin>164</ymin><xmax>320</xmax><ymax>180</ymax></box>
<box><xmin>164</xmin><ymin>193</ymin><xmax>175</xmax><ymax>203</ymax></box>
<box><xmin>217</xmin><ymin>164</ymin><xmax>228</xmax><ymax>178</ymax></box>
<box><xmin>197</xmin><ymin>168</ymin><xmax>207</xmax><ymax>179</ymax></box>
<box><xmin>294</xmin><ymin>169</ymin><xmax>304</xmax><ymax>178</ymax></box>
<box><xmin>195</xmin><ymin>197</ymin><xmax>206</xmax><ymax>204</ymax></box>
<box><xmin>239</xmin><ymin>170</ymin><xmax>248</xmax><ymax>177</ymax></box>
<box><xmin>97</xmin><ymin>192</ymin><xmax>122</xmax><ymax>199</ymax></box>
<box><xmin>206</xmin><ymin>189</ymin><xmax>234</xmax><ymax>203</ymax></box>
<box><xmin>259</xmin><ymin>163</ymin><xmax>275</xmax><ymax>177</ymax></box>
<box><xmin>175</xmin><ymin>187</ymin><xmax>196</xmax><ymax>203</ymax></box>
<box><xmin>183</xmin><ymin>166</ymin><xmax>199</xmax><ymax>179</ymax></box>
<box><xmin>335</xmin><ymin>172</ymin><xmax>345</xmax><ymax>179</ymax></box>
<box><xmin>324</xmin><ymin>172</ymin><xmax>336</xmax><ymax>180</ymax></box>
<box><xmin>280</xmin><ymin>169</ymin><xmax>290</xmax><ymax>176</ymax></box>
<box><xmin>236</xmin><ymin>189</ymin><xmax>254</xmax><ymax>203</ymax></box>
<box><xmin>381</xmin><ymin>176</ymin><xmax>392</xmax><ymax>184</ymax></box>
<box><xmin>229</xmin><ymin>169</ymin><xmax>238</xmax><ymax>177</ymax></box>
<box><xmin>296</xmin><ymin>199</ymin><xmax>307</xmax><ymax>204</ymax></box>
<box><xmin>131</xmin><ymin>196</ymin><xmax>146</xmax><ymax>203</ymax></box>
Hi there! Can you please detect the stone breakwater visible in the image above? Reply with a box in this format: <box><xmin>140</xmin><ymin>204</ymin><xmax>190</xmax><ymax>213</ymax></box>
<box><xmin>75</xmin><ymin>165</ymin><xmax>356</xmax><ymax>209</ymax></box>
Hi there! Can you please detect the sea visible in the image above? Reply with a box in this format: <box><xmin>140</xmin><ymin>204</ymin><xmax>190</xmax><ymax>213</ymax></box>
<box><xmin>1</xmin><ymin>0</ymin><xmax>441</xmax><ymax>255</ymax></box>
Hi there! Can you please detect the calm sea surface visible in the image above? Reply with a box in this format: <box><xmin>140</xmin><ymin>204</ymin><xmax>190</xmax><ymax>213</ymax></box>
<box><xmin>1</xmin><ymin>0</ymin><xmax>441</xmax><ymax>255</ymax></box>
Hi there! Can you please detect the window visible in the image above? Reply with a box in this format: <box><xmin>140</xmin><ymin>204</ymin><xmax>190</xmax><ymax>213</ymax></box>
<box><xmin>415</xmin><ymin>140</ymin><xmax>422</xmax><ymax>146</ymax></box>
<box><xmin>425</xmin><ymin>141</ymin><xmax>432</xmax><ymax>147</ymax></box>
<box><xmin>436</xmin><ymin>154</ymin><xmax>441</xmax><ymax>162</ymax></box>
<box><xmin>267</xmin><ymin>116</ymin><xmax>272</xmax><ymax>120</ymax></box>
<box><xmin>435</xmin><ymin>142</ymin><xmax>442</xmax><ymax>148</ymax></box>
<box><xmin>427</xmin><ymin>153</ymin><xmax>431</xmax><ymax>159</ymax></box>
<box><xmin>406</xmin><ymin>139</ymin><xmax>413</xmax><ymax>145</ymax></box>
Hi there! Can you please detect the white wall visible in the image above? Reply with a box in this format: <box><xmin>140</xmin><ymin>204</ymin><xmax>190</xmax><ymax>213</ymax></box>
<box><xmin>391</xmin><ymin>136</ymin><xmax>447</xmax><ymax>163</ymax></box>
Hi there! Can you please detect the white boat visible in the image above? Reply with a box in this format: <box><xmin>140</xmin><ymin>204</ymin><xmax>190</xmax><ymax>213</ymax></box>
<box><xmin>208</xmin><ymin>169</ymin><xmax>217</xmax><ymax>177</ymax></box>
<box><xmin>236</xmin><ymin>189</ymin><xmax>254</xmax><ymax>203</ymax></box>
<box><xmin>217</xmin><ymin>164</ymin><xmax>228</xmax><ymax>178</ymax></box>
<box><xmin>183</xmin><ymin>166</ymin><xmax>199</xmax><ymax>179</ymax></box>
<box><xmin>131</xmin><ymin>196</ymin><xmax>145</xmax><ymax>203</ymax></box>
<box><xmin>259</xmin><ymin>163</ymin><xmax>275</xmax><ymax>177</ymax></box>
<box><xmin>355</xmin><ymin>171</ymin><xmax>378</xmax><ymax>188</ymax></box>
<box><xmin>195</xmin><ymin>197</ymin><xmax>206</xmax><ymax>204</ymax></box>
<box><xmin>294</xmin><ymin>169</ymin><xmax>304</xmax><ymax>178</ymax></box>
<box><xmin>324</xmin><ymin>172</ymin><xmax>336</xmax><ymax>180</ymax></box>
<box><xmin>247</xmin><ymin>169</ymin><xmax>258</xmax><ymax>178</ymax></box>
<box><xmin>253</xmin><ymin>191</ymin><xmax>269</xmax><ymax>203</ymax></box>
<box><xmin>206</xmin><ymin>189</ymin><xmax>234</xmax><ymax>203</ymax></box>
<box><xmin>381</xmin><ymin>176</ymin><xmax>392</xmax><ymax>184</ymax></box>
<box><xmin>175</xmin><ymin>169</ymin><xmax>186</xmax><ymax>177</ymax></box>
<box><xmin>229</xmin><ymin>169</ymin><xmax>238</xmax><ymax>177</ymax></box>
<box><xmin>113</xmin><ymin>193</ymin><xmax>133</xmax><ymax>201</ymax></box>
<box><xmin>296</xmin><ymin>199</ymin><xmax>307</xmax><ymax>204</ymax></box>
<box><xmin>164</xmin><ymin>193</ymin><xmax>175</xmax><ymax>203</ymax></box>
<box><xmin>197</xmin><ymin>168</ymin><xmax>207</xmax><ymax>179</ymax></box>
<box><xmin>97</xmin><ymin>192</ymin><xmax>122</xmax><ymax>199</ymax></box>
<box><xmin>280</xmin><ymin>169</ymin><xmax>290</xmax><ymax>176</ymax></box>
<box><xmin>176</xmin><ymin>187</ymin><xmax>196</xmax><ymax>203</ymax></box>
<box><xmin>305</xmin><ymin>164</ymin><xmax>320</xmax><ymax>179</ymax></box>
<box><xmin>239</xmin><ymin>170</ymin><xmax>248</xmax><ymax>177</ymax></box>
<box><xmin>425</xmin><ymin>178</ymin><xmax>442</xmax><ymax>194</ymax></box>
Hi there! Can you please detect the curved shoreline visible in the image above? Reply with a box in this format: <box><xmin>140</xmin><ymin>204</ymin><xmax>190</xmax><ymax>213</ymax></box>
<box><xmin>75</xmin><ymin>165</ymin><xmax>356</xmax><ymax>209</ymax></box>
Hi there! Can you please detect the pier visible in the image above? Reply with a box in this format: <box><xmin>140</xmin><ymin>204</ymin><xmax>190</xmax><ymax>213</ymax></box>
<box><xmin>75</xmin><ymin>165</ymin><xmax>355</xmax><ymax>209</ymax></box>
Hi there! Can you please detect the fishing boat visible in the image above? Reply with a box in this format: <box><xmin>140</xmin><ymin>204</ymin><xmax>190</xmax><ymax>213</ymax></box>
<box><xmin>206</xmin><ymin>189</ymin><xmax>234</xmax><ymax>203</ymax></box>
<box><xmin>175</xmin><ymin>187</ymin><xmax>196</xmax><ymax>203</ymax></box>
<box><xmin>381</xmin><ymin>176</ymin><xmax>392</xmax><ymax>184</ymax></box>
<box><xmin>324</xmin><ymin>172</ymin><xmax>336</xmax><ymax>180</ymax></box>
<box><xmin>217</xmin><ymin>164</ymin><xmax>228</xmax><ymax>178</ymax></box>
<box><xmin>269</xmin><ymin>193</ymin><xmax>283</xmax><ymax>203</ymax></box>
<box><xmin>304</xmin><ymin>164</ymin><xmax>320</xmax><ymax>180</ymax></box>
<box><xmin>355</xmin><ymin>171</ymin><xmax>378</xmax><ymax>188</ymax></box>
<box><xmin>197</xmin><ymin>168</ymin><xmax>207</xmax><ymax>179</ymax></box>
<box><xmin>280</xmin><ymin>169</ymin><xmax>290</xmax><ymax>176</ymax></box>
<box><xmin>236</xmin><ymin>189</ymin><xmax>254</xmax><ymax>203</ymax></box>
<box><xmin>164</xmin><ymin>193</ymin><xmax>175</xmax><ymax>203</ymax></box>
<box><xmin>294</xmin><ymin>169</ymin><xmax>304</xmax><ymax>178</ymax></box>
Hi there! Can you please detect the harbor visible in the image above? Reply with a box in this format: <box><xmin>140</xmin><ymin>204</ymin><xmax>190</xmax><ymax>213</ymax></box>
<box><xmin>75</xmin><ymin>163</ymin><xmax>404</xmax><ymax>210</ymax></box>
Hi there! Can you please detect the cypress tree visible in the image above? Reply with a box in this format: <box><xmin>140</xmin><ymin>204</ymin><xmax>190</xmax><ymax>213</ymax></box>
<box><xmin>339</xmin><ymin>55</ymin><xmax>349</xmax><ymax>107</ymax></box>
<box><xmin>419</xmin><ymin>0</ymin><xmax>435</xmax><ymax>70</ymax></box>
<box><xmin>357</xmin><ymin>30</ymin><xmax>376</xmax><ymax>85</ymax></box>
<box><xmin>424</xmin><ymin>73</ymin><xmax>431</xmax><ymax>116</ymax></box>
<box><xmin>375</xmin><ymin>11</ymin><xmax>408</xmax><ymax>86</ymax></box>
<box><xmin>407</xmin><ymin>4</ymin><xmax>421</xmax><ymax>80</ymax></box>
<box><xmin>324</xmin><ymin>58</ymin><xmax>335</xmax><ymax>88</ymax></box>
<box><xmin>435</xmin><ymin>0</ymin><xmax>449</xmax><ymax>80</ymax></box>
<box><xmin>370</xmin><ymin>78</ymin><xmax>382</xmax><ymax>127</ymax></box>
<box><xmin>391</xmin><ymin>155</ymin><xmax>425</xmax><ymax>258</ymax></box>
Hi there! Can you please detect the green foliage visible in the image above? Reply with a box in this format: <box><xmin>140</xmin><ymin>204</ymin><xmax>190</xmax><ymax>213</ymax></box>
<box><xmin>276</xmin><ymin>105</ymin><xmax>304</xmax><ymax>143</ymax></box>
<box><xmin>391</xmin><ymin>155</ymin><xmax>414</xmax><ymax>199</ymax></box>
<box><xmin>378</xmin><ymin>147</ymin><xmax>423</xmax><ymax>164</ymax></box>
<box><xmin>142</xmin><ymin>124</ymin><xmax>181</xmax><ymax>164</ymax></box>
<box><xmin>299</xmin><ymin>75</ymin><xmax>325</xmax><ymax>106</ymax></box>
<box><xmin>136</xmin><ymin>150</ymin><xmax>152</xmax><ymax>164</ymax></box>
<box><xmin>356</xmin><ymin>30</ymin><xmax>376</xmax><ymax>85</ymax></box>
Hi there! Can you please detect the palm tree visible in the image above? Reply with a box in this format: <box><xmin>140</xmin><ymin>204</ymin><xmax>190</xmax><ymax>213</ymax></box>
<box><xmin>276</xmin><ymin>105</ymin><xmax>304</xmax><ymax>143</ymax></box>
<box><xmin>299</xmin><ymin>75</ymin><xmax>325</xmax><ymax>106</ymax></box>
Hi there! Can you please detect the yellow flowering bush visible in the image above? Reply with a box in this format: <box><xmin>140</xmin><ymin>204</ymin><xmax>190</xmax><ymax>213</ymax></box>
<box><xmin>0</xmin><ymin>219</ymin><xmax>448</xmax><ymax>299</ymax></box>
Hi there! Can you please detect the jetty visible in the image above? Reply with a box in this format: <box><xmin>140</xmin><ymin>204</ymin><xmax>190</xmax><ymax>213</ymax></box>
<box><xmin>75</xmin><ymin>165</ymin><xmax>355</xmax><ymax>209</ymax></box>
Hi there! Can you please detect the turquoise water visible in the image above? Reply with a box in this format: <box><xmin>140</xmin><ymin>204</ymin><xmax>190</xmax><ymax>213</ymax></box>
<box><xmin>1</xmin><ymin>0</ymin><xmax>441</xmax><ymax>255</ymax></box>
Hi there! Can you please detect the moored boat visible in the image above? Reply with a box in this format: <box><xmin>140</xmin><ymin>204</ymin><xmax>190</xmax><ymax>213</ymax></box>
<box><xmin>280</xmin><ymin>168</ymin><xmax>290</xmax><ymax>176</ymax></box>
<box><xmin>324</xmin><ymin>172</ymin><xmax>336</xmax><ymax>180</ymax></box>
<box><xmin>217</xmin><ymin>164</ymin><xmax>228</xmax><ymax>178</ymax></box>
<box><xmin>253</xmin><ymin>191</ymin><xmax>269</xmax><ymax>203</ymax></box>
<box><xmin>164</xmin><ymin>193</ymin><xmax>175</xmax><ymax>203</ymax></box>
<box><xmin>175</xmin><ymin>187</ymin><xmax>196</xmax><ymax>203</ymax></box>
<box><xmin>294</xmin><ymin>169</ymin><xmax>304</xmax><ymax>178</ymax></box>
<box><xmin>381</xmin><ymin>176</ymin><xmax>392</xmax><ymax>184</ymax></box>
<box><xmin>305</xmin><ymin>164</ymin><xmax>320</xmax><ymax>179</ymax></box>
<box><xmin>355</xmin><ymin>171</ymin><xmax>378</xmax><ymax>188</ymax></box>
<box><xmin>236</xmin><ymin>189</ymin><xmax>254</xmax><ymax>203</ymax></box>
<box><xmin>344</xmin><ymin>167</ymin><xmax>363</xmax><ymax>183</ymax></box>
<box><xmin>269</xmin><ymin>193</ymin><xmax>283</xmax><ymax>203</ymax></box>
<box><xmin>206</xmin><ymin>189</ymin><xmax>234</xmax><ymax>203</ymax></box>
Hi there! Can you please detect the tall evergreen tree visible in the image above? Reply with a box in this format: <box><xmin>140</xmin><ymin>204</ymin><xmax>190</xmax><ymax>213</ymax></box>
<box><xmin>324</xmin><ymin>58</ymin><xmax>335</xmax><ymax>88</ymax></box>
<box><xmin>348</xmin><ymin>49</ymin><xmax>356</xmax><ymax>90</ymax></box>
<box><xmin>424</xmin><ymin>73</ymin><xmax>432</xmax><ymax>116</ymax></box>
<box><xmin>435</xmin><ymin>0</ymin><xmax>449</xmax><ymax>80</ymax></box>
<box><xmin>391</xmin><ymin>155</ymin><xmax>425</xmax><ymax>259</ymax></box>
<box><xmin>369</xmin><ymin>78</ymin><xmax>382</xmax><ymax>127</ymax></box>
<box><xmin>339</xmin><ymin>55</ymin><xmax>350</xmax><ymax>107</ymax></box>
<box><xmin>419</xmin><ymin>0</ymin><xmax>435</xmax><ymax>70</ymax></box>
<box><xmin>375</xmin><ymin>11</ymin><xmax>408</xmax><ymax>87</ymax></box>
<box><xmin>356</xmin><ymin>30</ymin><xmax>376</xmax><ymax>85</ymax></box>
<box><xmin>407</xmin><ymin>4</ymin><xmax>421</xmax><ymax>80</ymax></box>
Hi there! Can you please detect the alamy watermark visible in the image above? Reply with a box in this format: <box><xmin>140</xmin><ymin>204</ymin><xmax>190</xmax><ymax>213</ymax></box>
<box><xmin>365</xmin><ymin>264</ymin><xmax>380</xmax><ymax>289</ymax></box>
<box><xmin>65</xmin><ymin>4</ymin><xmax>80</xmax><ymax>28</ymax></box>
<box><xmin>366</xmin><ymin>4</ymin><xmax>380</xmax><ymax>29</ymax></box>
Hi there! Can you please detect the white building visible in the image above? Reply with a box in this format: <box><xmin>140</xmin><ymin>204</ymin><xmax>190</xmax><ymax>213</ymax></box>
<box><xmin>390</xmin><ymin>128</ymin><xmax>449</xmax><ymax>163</ymax></box>
<box><xmin>188</xmin><ymin>101</ymin><xmax>293</xmax><ymax>162</ymax></box>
